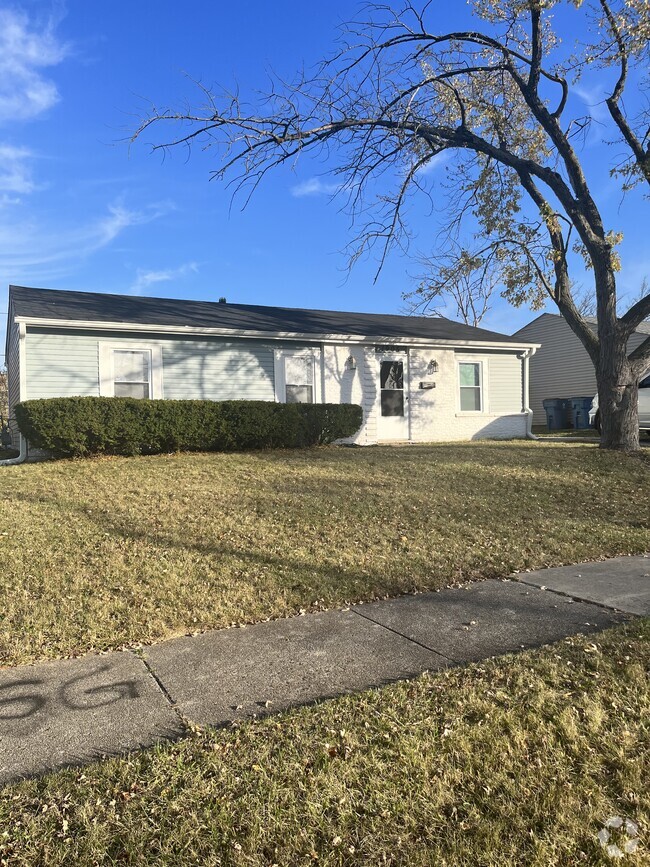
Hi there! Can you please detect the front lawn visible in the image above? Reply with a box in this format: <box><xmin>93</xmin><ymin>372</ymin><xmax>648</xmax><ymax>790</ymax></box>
<box><xmin>1</xmin><ymin>619</ymin><xmax>648</xmax><ymax>865</ymax></box>
<box><xmin>0</xmin><ymin>441</ymin><xmax>648</xmax><ymax>667</ymax></box>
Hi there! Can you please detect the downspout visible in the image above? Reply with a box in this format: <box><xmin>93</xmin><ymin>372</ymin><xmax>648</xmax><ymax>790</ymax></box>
<box><xmin>0</xmin><ymin>433</ymin><xmax>27</xmax><ymax>466</ymax></box>
<box><xmin>519</xmin><ymin>347</ymin><xmax>538</xmax><ymax>440</ymax></box>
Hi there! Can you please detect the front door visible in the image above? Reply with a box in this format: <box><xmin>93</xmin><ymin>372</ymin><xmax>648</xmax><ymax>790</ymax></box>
<box><xmin>378</xmin><ymin>355</ymin><xmax>409</xmax><ymax>440</ymax></box>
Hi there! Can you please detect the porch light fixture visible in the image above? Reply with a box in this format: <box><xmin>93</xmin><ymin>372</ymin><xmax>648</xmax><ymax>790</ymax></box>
<box><xmin>426</xmin><ymin>359</ymin><xmax>439</xmax><ymax>374</ymax></box>
<box><xmin>346</xmin><ymin>355</ymin><xmax>357</xmax><ymax>371</ymax></box>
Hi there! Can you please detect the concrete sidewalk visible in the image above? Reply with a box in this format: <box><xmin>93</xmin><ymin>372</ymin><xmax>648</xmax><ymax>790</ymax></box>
<box><xmin>0</xmin><ymin>555</ymin><xmax>648</xmax><ymax>786</ymax></box>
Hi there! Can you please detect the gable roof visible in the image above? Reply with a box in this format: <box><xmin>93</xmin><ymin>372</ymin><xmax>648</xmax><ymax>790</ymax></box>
<box><xmin>9</xmin><ymin>284</ymin><xmax>527</xmax><ymax>345</ymax></box>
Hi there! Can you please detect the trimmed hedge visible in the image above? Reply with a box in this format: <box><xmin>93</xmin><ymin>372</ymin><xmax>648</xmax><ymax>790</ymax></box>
<box><xmin>15</xmin><ymin>397</ymin><xmax>363</xmax><ymax>458</ymax></box>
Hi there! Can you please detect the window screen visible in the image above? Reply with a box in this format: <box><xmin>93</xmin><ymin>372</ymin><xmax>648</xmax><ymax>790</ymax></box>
<box><xmin>114</xmin><ymin>350</ymin><xmax>151</xmax><ymax>399</ymax></box>
<box><xmin>380</xmin><ymin>360</ymin><xmax>404</xmax><ymax>417</ymax></box>
<box><xmin>459</xmin><ymin>362</ymin><xmax>481</xmax><ymax>411</ymax></box>
<box><xmin>284</xmin><ymin>354</ymin><xmax>313</xmax><ymax>403</ymax></box>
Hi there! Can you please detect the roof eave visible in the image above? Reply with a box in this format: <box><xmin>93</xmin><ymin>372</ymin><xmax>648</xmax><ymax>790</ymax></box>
<box><xmin>14</xmin><ymin>315</ymin><xmax>540</xmax><ymax>351</ymax></box>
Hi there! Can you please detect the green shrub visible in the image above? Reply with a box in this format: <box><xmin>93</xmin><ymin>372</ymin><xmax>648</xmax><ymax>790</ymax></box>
<box><xmin>14</xmin><ymin>397</ymin><xmax>363</xmax><ymax>458</ymax></box>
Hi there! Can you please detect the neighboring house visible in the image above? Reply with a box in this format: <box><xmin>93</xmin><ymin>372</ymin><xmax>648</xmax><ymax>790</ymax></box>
<box><xmin>514</xmin><ymin>312</ymin><xmax>650</xmax><ymax>426</ymax></box>
<box><xmin>6</xmin><ymin>285</ymin><xmax>539</xmax><ymax>448</ymax></box>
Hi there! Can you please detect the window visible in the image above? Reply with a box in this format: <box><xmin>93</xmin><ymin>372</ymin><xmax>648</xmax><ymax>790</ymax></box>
<box><xmin>459</xmin><ymin>362</ymin><xmax>482</xmax><ymax>411</ymax></box>
<box><xmin>98</xmin><ymin>344</ymin><xmax>162</xmax><ymax>399</ymax></box>
<box><xmin>284</xmin><ymin>353</ymin><xmax>314</xmax><ymax>403</ymax></box>
<box><xmin>380</xmin><ymin>359</ymin><xmax>404</xmax><ymax>417</ymax></box>
<box><xmin>113</xmin><ymin>350</ymin><xmax>151</xmax><ymax>398</ymax></box>
<box><xmin>640</xmin><ymin>374</ymin><xmax>650</xmax><ymax>389</ymax></box>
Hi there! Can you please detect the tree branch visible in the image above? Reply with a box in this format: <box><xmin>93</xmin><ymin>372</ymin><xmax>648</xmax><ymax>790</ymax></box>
<box><xmin>599</xmin><ymin>0</ymin><xmax>650</xmax><ymax>184</ymax></box>
<box><xmin>620</xmin><ymin>292</ymin><xmax>650</xmax><ymax>333</ymax></box>
<box><xmin>517</xmin><ymin>170</ymin><xmax>598</xmax><ymax>361</ymax></box>
<box><xmin>628</xmin><ymin>335</ymin><xmax>650</xmax><ymax>378</ymax></box>
<box><xmin>528</xmin><ymin>7</ymin><xmax>542</xmax><ymax>93</ymax></box>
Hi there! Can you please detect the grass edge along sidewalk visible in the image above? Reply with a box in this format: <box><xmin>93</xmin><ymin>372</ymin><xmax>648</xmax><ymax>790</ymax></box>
<box><xmin>1</xmin><ymin>441</ymin><xmax>648</xmax><ymax>668</ymax></box>
<box><xmin>2</xmin><ymin>554</ymin><xmax>648</xmax><ymax>786</ymax></box>
<box><xmin>0</xmin><ymin>615</ymin><xmax>647</xmax><ymax>866</ymax></box>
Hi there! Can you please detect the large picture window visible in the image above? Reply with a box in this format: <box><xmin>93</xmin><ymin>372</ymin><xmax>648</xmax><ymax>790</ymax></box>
<box><xmin>459</xmin><ymin>362</ymin><xmax>482</xmax><ymax>411</ymax></box>
<box><xmin>113</xmin><ymin>350</ymin><xmax>151</xmax><ymax>399</ymax></box>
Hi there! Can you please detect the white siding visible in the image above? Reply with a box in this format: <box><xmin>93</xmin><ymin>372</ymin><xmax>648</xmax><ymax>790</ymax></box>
<box><xmin>322</xmin><ymin>345</ymin><xmax>378</xmax><ymax>444</ymax></box>
<box><xmin>323</xmin><ymin>344</ymin><xmax>527</xmax><ymax>443</ymax></box>
<box><xmin>407</xmin><ymin>348</ymin><xmax>526</xmax><ymax>442</ymax></box>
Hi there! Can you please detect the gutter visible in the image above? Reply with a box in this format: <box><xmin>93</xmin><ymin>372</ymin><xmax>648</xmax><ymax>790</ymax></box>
<box><xmin>0</xmin><ymin>434</ymin><xmax>27</xmax><ymax>466</ymax></box>
<box><xmin>519</xmin><ymin>346</ymin><xmax>539</xmax><ymax>440</ymax></box>
<box><xmin>14</xmin><ymin>315</ymin><xmax>541</xmax><ymax>353</ymax></box>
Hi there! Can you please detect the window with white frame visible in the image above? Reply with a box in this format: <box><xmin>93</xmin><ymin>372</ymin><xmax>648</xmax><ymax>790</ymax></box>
<box><xmin>283</xmin><ymin>353</ymin><xmax>314</xmax><ymax>403</ymax></box>
<box><xmin>98</xmin><ymin>344</ymin><xmax>163</xmax><ymax>399</ymax></box>
<box><xmin>459</xmin><ymin>361</ymin><xmax>482</xmax><ymax>411</ymax></box>
<box><xmin>113</xmin><ymin>350</ymin><xmax>151</xmax><ymax>398</ymax></box>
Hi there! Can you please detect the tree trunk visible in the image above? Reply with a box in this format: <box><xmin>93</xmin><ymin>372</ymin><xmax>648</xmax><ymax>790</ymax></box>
<box><xmin>592</xmin><ymin>253</ymin><xmax>640</xmax><ymax>451</ymax></box>
<box><xmin>596</xmin><ymin>352</ymin><xmax>640</xmax><ymax>451</ymax></box>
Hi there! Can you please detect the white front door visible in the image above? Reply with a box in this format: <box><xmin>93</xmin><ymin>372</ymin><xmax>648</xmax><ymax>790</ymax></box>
<box><xmin>377</xmin><ymin>354</ymin><xmax>409</xmax><ymax>440</ymax></box>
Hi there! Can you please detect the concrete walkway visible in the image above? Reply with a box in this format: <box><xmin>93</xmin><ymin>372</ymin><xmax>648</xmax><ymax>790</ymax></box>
<box><xmin>1</xmin><ymin>555</ymin><xmax>648</xmax><ymax>786</ymax></box>
<box><xmin>538</xmin><ymin>435</ymin><xmax>650</xmax><ymax>446</ymax></box>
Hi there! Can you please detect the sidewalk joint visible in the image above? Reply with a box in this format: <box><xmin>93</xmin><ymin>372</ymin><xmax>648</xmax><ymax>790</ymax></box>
<box><xmin>514</xmin><ymin>577</ymin><xmax>631</xmax><ymax>615</ymax></box>
<box><xmin>350</xmin><ymin>607</ymin><xmax>458</xmax><ymax>665</ymax></box>
<box><xmin>129</xmin><ymin>649</ymin><xmax>188</xmax><ymax>728</ymax></box>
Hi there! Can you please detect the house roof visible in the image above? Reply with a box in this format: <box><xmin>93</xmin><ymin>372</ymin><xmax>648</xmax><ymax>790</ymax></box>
<box><xmin>9</xmin><ymin>284</ymin><xmax>526</xmax><ymax>344</ymax></box>
<box><xmin>514</xmin><ymin>311</ymin><xmax>650</xmax><ymax>336</ymax></box>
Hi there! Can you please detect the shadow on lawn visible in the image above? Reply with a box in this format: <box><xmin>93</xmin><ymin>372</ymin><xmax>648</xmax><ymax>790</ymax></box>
<box><xmin>7</xmin><ymin>458</ymin><xmax>644</xmax><ymax>604</ymax></box>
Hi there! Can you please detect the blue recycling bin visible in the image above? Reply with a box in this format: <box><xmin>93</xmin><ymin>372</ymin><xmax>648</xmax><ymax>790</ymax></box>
<box><xmin>542</xmin><ymin>398</ymin><xmax>570</xmax><ymax>430</ymax></box>
<box><xmin>570</xmin><ymin>396</ymin><xmax>594</xmax><ymax>430</ymax></box>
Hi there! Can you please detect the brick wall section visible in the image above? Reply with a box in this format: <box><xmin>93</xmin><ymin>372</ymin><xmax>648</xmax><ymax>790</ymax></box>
<box><xmin>324</xmin><ymin>344</ymin><xmax>527</xmax><ymax>444</ymax></box>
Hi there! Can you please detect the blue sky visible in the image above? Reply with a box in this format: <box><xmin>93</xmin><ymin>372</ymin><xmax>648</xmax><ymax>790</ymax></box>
<box><xmin>1</xmin><ymin>0</ymin><xmax>647</xmax><ymax>358</ymax></box>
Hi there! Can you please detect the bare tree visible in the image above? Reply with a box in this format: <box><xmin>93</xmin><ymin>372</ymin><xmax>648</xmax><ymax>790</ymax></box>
<box><xmin>407</xmin><ymin>247</ymin><xmax>499</xmax><ymax>326</ymax></box>
<box><xmin>133</xmin><ymin>0</ymin><xmax>650</xmax><ymax>450</ymax></box>
<box><xmin>627</xmin><ymin>278</ymin><xmax>650</xmax><ymax>318</ymax></box>
<box><xmin>575</xmin><ymin>286</ymin><xmax>598</xmax><ymax>319</ymax></box>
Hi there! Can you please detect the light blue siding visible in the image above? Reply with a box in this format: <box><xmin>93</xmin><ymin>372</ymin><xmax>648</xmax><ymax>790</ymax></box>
<box><xmin>7</xmin><ymin>321</ymin><xmax>20</xmax><ymax>407</ymax></box>
<box><xmin>488</xmin><ymin>353</ymin><xmax>523</xmax><ymax>413</ymax></box>
<box><xmin>24</xmin><ymin>329</ymin><xmax>277</xmax><ymax>402</ymax></box>
<box><xmin>455</xmin><ymin>349</ymin><xmax>523</xmax><ymax>414</ymax></box>
<box><xmin>160</xmin><ymin>340</ymin><xmax>274</xmax><ymax>400</ymax></box>
<box><xmin>26</xmin><ymin>332</ymin><xmax>100</xmax><ymax>399</ymax></box>
<box><xmin>6</xmin><ymin>319</ymin><xmax>21</xmax><ymax>436</ymax></box>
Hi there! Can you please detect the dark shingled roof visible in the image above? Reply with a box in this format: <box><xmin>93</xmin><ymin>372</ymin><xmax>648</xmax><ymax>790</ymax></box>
<box><xmin>9</xmin><ymin>284</ymin><xmax>521</xmax><ymax>343</ymax></box>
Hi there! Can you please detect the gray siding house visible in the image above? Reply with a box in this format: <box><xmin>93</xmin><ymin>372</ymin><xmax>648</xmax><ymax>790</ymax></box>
<box><xmin>6</xmin><ymin>285</ymin><xmax>539</xmax><ymax>449</ymax></box>
<box><xmin>514</xmin><ymin>313</ymin><xmax>650</xmax><ymax>425</ymax></box>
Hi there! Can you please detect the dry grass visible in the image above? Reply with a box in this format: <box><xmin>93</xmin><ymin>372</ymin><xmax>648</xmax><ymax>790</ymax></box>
<box><xmin>532</xmin><ymin>426</ymin><xmax>600</xmax><ymax>438</ymax></box>
<box><xmin>0</xmin><ymin>441</ymin><xmax>648</xmax><ymax>667</ymax></box>
<box><xmin>1</xmin><ymin>619</ymin><xmax>648</xmax><ymax>865</ymax></box>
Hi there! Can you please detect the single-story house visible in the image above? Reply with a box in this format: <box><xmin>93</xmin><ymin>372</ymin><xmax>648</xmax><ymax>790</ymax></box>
<box><xmin>514</xmin><ymin>312</ymin><xmax>650</xmax><ymax>426</ymax></box>
<box><xmin>6</xmin><ymin>285</ymin><xmax>539</xmax><ymax>448</ymax></box>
